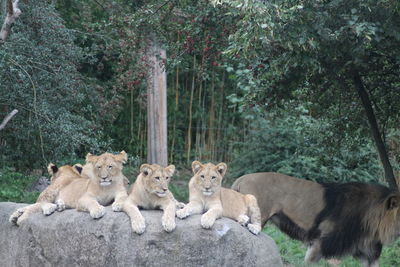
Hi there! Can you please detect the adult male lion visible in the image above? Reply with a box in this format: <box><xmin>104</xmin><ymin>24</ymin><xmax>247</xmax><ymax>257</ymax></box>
<box><xmin>9</xmin><ymin>163</ymin><xmax>83</xmax><ymax>225</ymax></box>
<box><xmin>232</xmin><ymin>172</ymin><xmax>400</xmax><ymax>267</ymax></box>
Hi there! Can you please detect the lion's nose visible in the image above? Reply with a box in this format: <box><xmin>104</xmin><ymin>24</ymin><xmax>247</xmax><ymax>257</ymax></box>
<box><xmin>162</xmin><ymin>188</ymin><xmax>167</xmax><ymax>192</ymax></box>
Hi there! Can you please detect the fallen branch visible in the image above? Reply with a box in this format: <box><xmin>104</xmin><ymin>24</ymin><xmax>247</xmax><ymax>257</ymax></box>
<box><xmin>0</xmin><ymin>0</ymin><xmax>22</xmax><ymax>42</ymax></box>
<box><xmin>0</xmin><ymin>109</ymin><xmax>18</xmax><ymax>130</ymax></box>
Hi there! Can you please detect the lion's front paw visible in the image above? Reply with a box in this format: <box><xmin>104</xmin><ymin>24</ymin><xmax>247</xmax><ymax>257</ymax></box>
<box><xmin>162</xmin><ymin>216</ymin><xmax>176</xmax><ymax>232</ymax></box>
<box><xmin>112</xmin><ymin>201</ymin><xmax>123</xmax><ymax>212</ymax></box>
<box><xmin>9</xmin><ymin>208</ymin><xmax>25</xmax><ymax>225</ymax></box>
<box><xmin>237</xmin><ymin>214</ymin><xmax>250</xmax><ymax>226</ymax></box>
<box><xmin>201</xmin><ymin>214</ymin><xmax>215</xmax><ymax>229</ymax></box>
<box><xmin>131</xmin><ymin>217</ymin><xmax>146</xmax><ymax>234</ymax></box>
<box><xmin>176</xmin><ymin>208</ymin><xmax>190</xmax><ymax>219</ymax></box>
<box><xmin>56</xmin><ymin>199</ymin><xmax>66</xmax><ymax>212</ymax></box>
<box><xmin>247</xmin><ymin>223</ymin><xmax>261</xmax><ymax>235</ymax></box>
<box><xmin>42</xmin><ymin>203</ymin><xmax>57</xmax><ymax>215</ymax></box>
<box><xmin>90</xmin><ymin>205</ymin><xmax>105</xmax><ymax>219</ymax></box>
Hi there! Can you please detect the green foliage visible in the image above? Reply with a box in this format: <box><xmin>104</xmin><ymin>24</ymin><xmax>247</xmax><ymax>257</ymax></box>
<box><xmin>0</xmin><ymin>0</ymin><xmax>109</xmax><ymax>169</ymax></box>
<box><xmin>264</xmin><ymin>224</ymin><xmax>400</xmax><ymax>267</ymax></box>
<box><xmin>0</xmin><ymin>168</ymin><xmax>39</xmax><ymax>203</ymax></box>
<box><xmin>218</xmin><ymin>0</ymin><xmax>400</xmax><ymax>184</ymax></box>
<box><xmin>229</xmin><ymin>106</ymin><xmax>382</xmax><ymax>183</ymax></box>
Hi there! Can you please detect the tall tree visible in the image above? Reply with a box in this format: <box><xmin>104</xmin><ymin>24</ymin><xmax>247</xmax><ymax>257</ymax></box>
<box><xmin>147</xmin><ymin>36</ymin><xmax>168</xmax><ymax>166</ymax></box>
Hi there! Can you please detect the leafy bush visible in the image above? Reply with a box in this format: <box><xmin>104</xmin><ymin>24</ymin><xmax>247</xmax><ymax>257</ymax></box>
<box><xmin>0</xmin><ymin>0</ymin><xmax>109</xmax><ymax>170</ymax></box>
<box><xmin>0</xmin><ymin>168</ymin><xmax>40</xmax><ymax>203</ymax></box>
<box><xmin>229</xmin><ymin>106</ymin><xmax>382</xmax><ymax>184</ymax></box>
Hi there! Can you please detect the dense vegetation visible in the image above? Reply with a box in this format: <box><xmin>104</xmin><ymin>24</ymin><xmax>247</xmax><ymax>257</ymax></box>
<box><xmin>1</xmin><ymin>0</ymin><xmax>398</xmax><ymax>189</ymax></box>
<box><xmin>1</xmin><ymin>1</ymin><xmax>399</xmax><ymax>266</ymax></box>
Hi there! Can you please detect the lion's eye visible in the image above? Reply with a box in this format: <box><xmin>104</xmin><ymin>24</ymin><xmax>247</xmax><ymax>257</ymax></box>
<box><xmin>108</xmin><ymin>165</ymin><xmax>113</xmax><ymax>169</ymax></box>
<box><xmin>97</xmin><ymin>166</ymin><xmax>101</xmax><ymax>169</ymax></box>
<box><xmin>200</xmin><ymin>175</ymin><xmax>205</xmax><ymax>179</ymax></box>
<box><xmin>211</xmin><ymin>176</ymin><xmax>216</xmax><ymax>180</ymax></box>
<box><xmin>166</xmin><ymin>176</ymin><xmax>169</xmax><ymax>180</ymax></box>
<box><xmin>155</xmin><ymin>177</ymin><xmax>160</xmax><ymax>181</ymax></box>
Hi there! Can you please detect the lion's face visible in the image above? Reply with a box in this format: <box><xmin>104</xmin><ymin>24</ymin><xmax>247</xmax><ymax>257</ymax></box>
<box><xmin>191</xmin><ymin>161</ymin><xmax>227</xmax><ymax>196</ymax></box>
<box><xmin>140</xmin><ymin>164</ymin><xmax>175</xmax><ymax>197</ymax></box>
<box><xmin>47</xmin><ymin>163</ymin><xmax>83</xmax><ymax>183</ymax></box>
<box><xmin>85</xmin><ymin>151</ymin><xmax>127</xmax><ymax>186</ymax></box>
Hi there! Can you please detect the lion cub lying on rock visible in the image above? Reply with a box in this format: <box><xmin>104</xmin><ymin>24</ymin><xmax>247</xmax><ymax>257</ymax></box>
<box><xmin>10</xmin><ymin>151</ymin><xmax>129</xmax><ymax>224</ymax></box>
<box><xmin>176</xmin><ymin>161</ymin><xmax>261</xmax><ymax>235</ymax></box>
<box><xmin>123</xmin><ymin>164</ymin><xmax>182</xmax><ymax>234</ymax></box>
<box><xmin>9</xmin><ymin>163</ymin><xmax>83</xmax><ymax>225</ymax></box>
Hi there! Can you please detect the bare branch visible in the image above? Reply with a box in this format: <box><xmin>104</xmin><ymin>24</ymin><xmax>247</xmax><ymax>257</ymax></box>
<box><xmin>0</xmin><ymin>109</ymin><xmax>18</xmax><ymax>131</ymax></box>
<box><xmin>0</xmin><ymin>0</ymin><xmax>22</xmax><ymax>42</ymax></box>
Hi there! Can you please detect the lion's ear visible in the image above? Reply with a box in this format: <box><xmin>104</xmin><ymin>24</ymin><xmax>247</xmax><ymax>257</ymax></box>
<box><xmin>387</xmin><ymin>195</ymin><xmax>400</xmax><ymax>210</ymax></box>
<box><xmin>114</xmin><ymin>151</ymin><xmax>128</xmax><ymax>164</ymax></box>
<box><xmin>86</xmin><ymin>153</ymin><xmax>98</xmax><ymax>163</ymax></box>
<box><xmin>192</xmin><ymin>161</ymin><xmax>203</xmax><ymax>174</ymax></box>
<box><xmin>47</xmin><ymin>163</ymin><xmax>58</xmax><ymax>175</ymax></box>
<box><xmin>73</xmin><ymin>163</ymin><xmax>83</xmax><ymax>175</ymax></box>
<box><xmin>140</xmin><ymin>164</ymin><xmax>153</xmax><ymax>176</ymax></box>
<box><xmin>215</xmin><ymin>162</ymin><xmax>227</xmax><ymax>177</ymax></box>
<box><xmin>166</xmin><ymin>165</ymin><xmax>175</xmax><ymax>176</ymax></box>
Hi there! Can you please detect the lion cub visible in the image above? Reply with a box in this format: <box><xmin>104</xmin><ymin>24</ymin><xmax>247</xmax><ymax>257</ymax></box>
<box><xmin>54</xmin><ymin>151</ymin><xmax>129</xmax><ymax>219</ymax></box>
<box><xmin>123</xmin><ymin>164</ymin><xmax>180</xmax><ymax>234</ymax></box>
<box><xmin>9</xmin><ymin>163</ymin><xmax>83</xmax><ymax>225</ymax></box>
<box><xmin>176</xmin><ymin>161</ymin><xmax>262</xmax><ymax>235</ymax></box>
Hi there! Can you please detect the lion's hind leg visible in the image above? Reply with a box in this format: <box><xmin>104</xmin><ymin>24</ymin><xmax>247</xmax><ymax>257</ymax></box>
<box><xmin>245</xmin><ymin>194</ymin><xmax>262</xmax><ymax>235</ymax></box>
<box><xmin>9</xmin><ymin>207</ymin><xmax>26</xmax><ymax>224</ymax></box>
<box><xmin>10</xmin><ymin>203</ymin><xmax>42</xmax><ymax>226</ymax></box>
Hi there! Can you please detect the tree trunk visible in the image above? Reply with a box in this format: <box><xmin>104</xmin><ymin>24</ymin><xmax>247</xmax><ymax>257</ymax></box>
<box><xmin>353</xmin><ymin>71</ymin><xmax>397</xmax><ymax>189</ymax></box>
<box><xmin>0</xmin><ymin>0</ymin><xmax>21</xmax><ymax>42</ymax></box>
<box><xmin>147</xmin><ymin>36</ymin><xmax>168</xmax><ymax>166</ymax></box>
<box><xmin>186</xmin><ymin>55</ymin><xmax>196</xmax><ymax>164</ymax></box>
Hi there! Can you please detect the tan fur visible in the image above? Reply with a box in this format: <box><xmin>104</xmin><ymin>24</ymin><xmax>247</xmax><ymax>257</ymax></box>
<box><xmin>232</xmin><ymin>172</ymin><xmax>325</xmax><ymax>230</ymax></box>
<box><xmin>9</xmin><ymin>163</ymin><xmax>83</xmax><ymax>225</ymax></box>
<box><xmin>176</xmin><ymin>161</ymin><xmax>262</xmax><ymax>235</ymax></box>
<box><xmin>54</xmin><ymin>151</ymin><xmax>129</xmax><ymax>219</ymax></box>
<box><xmin>123</xmin><ymin>163</ymin><xmax>180</xmax><ymax>234</ymax></box>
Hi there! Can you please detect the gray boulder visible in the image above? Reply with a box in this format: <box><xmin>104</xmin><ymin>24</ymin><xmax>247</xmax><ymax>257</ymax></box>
<box><xmin>0</xmin><ymin>202</ymin><xmax>282</xmax><ymax>267</ymax></box>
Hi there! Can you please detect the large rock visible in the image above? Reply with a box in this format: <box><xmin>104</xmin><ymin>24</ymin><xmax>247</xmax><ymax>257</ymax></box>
<box><xmin>0</xmin><ymin>202</ymin><xmax>282</xmax><ymax>267</ymax></box>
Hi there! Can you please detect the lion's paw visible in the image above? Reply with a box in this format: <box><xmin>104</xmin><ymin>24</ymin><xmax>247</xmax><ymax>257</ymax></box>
<box><xmin>131</xmin><ymin>217</ymin><xmax>146</xmax><ymax>234</ymax></box>
<box><xmin>9</xmin><ymin>208</ymin><xmax>25</xmax><ymax>224</ymax></box>
<box><xmin>176</xmin><ymin>208</ymin><xmax>190</xmax><ymax>219</ymax></box>
<box><xmin>111</xmin><ymin>201</ymin><xmax>123</xmax><ymax>212</ymax></box>
<box><xmin>201</xmin><ymin>214</ymin><xmax>215</xmax><ymax>229</ymax></box>
<box><xmin>42</xmin><ymin>203</ymin><xmax>57</xmax><ymax>215</ymax></box>
<box><xmin>237</xmin><ymin>214</ymin><xmax>250</xmax><ymax>226</ymax></box>
<box><xmin>90</xmin><ymin>205</ymin><xmax>105</xmax><ymax>219</ymax></box>
<box><xmin>247</xmin><ymin>223</ymin><xmax>261</xmax><ymax>235</ymax></box>
<box><xmin>176</xmin><ymin>202</ymin><xmax>185</xmax><ymax>209</ymax></box>
<box><xmin>56</xmin><ymin>199</ymin><xmax>66</xmax><ymax>212</ymax></box>
<box><xmin>162</xmin><ymin>216</ymin><xmax>176</xmax><ymax>232</ymax></box>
